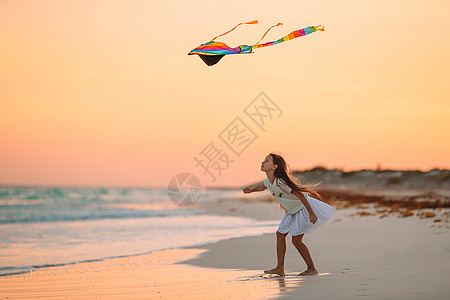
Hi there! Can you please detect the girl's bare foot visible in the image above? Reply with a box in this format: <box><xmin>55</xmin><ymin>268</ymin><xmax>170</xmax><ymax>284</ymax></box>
<box><xmin>264</xmin><ymin>267</ymin><xmax>285</xmax><ymax>276</ymax></box>
<box><xmin>298</xmin><ymin>268</ymin><xmax>318</xmax><ymax>276</ymax></box>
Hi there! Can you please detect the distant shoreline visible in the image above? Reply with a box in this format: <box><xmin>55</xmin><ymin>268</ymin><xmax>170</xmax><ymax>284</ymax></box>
<box><xmin>227</xmin><ymin>167</ymin><xmax>450</xmax><ymax>193</ymax></box>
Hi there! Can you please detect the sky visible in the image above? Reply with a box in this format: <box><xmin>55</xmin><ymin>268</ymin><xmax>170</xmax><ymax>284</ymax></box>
<box><xmin>1</xmin><ymin>0</ymin><xmax>449</xmax><ymax>188</ymax></box>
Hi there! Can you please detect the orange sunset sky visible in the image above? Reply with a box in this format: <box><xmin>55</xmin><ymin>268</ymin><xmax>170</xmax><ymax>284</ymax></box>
<box><xmin>1</xmin><ymin>0</ymin><xmax>449</xmax><ymax>188</ymax></box>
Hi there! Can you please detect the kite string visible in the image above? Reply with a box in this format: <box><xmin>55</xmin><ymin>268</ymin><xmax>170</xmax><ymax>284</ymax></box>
<box><xmin>252</xmin><ymin>22</ymin><xmax>283</xmax><ymax>46</ymax></box>
<box><xmin>209</xmin><ymin>20</ymin><xmax>259</xmax><ymax>42</ymax></box>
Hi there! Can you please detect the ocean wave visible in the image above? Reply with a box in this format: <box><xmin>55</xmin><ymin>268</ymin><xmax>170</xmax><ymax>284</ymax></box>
<box><xmin>0</xmin><ymin>207</ymin><xmax>202</xmax><ymax>224</ymax></box>
<box><xmin>0</xmin><ymin>186</ymin><xmax>202</xmax><ymax>224</ymax></box>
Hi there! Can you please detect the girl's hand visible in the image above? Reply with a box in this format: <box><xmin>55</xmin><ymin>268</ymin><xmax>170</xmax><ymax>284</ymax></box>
<box><xmin>309</xmin><ymin>212</ymin><xmax>318</xmax><ymax>224</ymax></box>
<box><xmin>243</xmin><ymin>187</ymin><xmax>251</xmax><ymax>194</ymax></box>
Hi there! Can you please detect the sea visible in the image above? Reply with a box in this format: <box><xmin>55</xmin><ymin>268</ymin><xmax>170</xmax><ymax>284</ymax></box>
<box><xmin>0</xmin><ymin>186</ymin><xmax>278</xmax><ymax>276</ymax></box>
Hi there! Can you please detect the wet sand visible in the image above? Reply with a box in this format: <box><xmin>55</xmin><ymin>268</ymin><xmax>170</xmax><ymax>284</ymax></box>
<box><xmin>0</xmin><ymin>248</ymin><xmax>282</xmax><ymax>299</ymax></box>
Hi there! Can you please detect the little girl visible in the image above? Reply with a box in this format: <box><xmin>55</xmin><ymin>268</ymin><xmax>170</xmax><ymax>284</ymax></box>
<box><xmin>242</xmin><ymin>153</ymin><xmax>335</xmax><ymax>276</ymax></box>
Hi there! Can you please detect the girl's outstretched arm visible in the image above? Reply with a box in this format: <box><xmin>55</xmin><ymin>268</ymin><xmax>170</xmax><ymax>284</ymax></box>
<box><xmin>291</xmin><ymin>190</ymin><xmax>318</xmax><ymax>224</ymax></box>
<box><xmin>243</xmin><ymin>183</ymin><xmax>266</xmax><ymax>194</ymax></box>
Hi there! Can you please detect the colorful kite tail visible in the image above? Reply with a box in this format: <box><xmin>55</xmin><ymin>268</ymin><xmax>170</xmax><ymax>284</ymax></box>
<box><xmin>209</xmin><ymin>20</ymin><xmax>259</xmax><ymax>42</ymax></box>
<box><xmin>251</xmin><ymin>24</ymin><xmax>325</xmax><ymax>50</ymax></box>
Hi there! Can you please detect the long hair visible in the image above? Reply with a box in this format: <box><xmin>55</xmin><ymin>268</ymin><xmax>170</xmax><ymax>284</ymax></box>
<box><xmin>269</xmin><ymin>153</ymin><xmax>323</xmax><ymax>201</ymax></box>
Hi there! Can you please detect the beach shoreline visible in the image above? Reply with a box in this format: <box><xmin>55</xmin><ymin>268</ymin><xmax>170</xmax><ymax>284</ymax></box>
<box><xmin>1</xmin><ymin>188</ymin><xmax>449</xmax><ymax>299</ymax></box>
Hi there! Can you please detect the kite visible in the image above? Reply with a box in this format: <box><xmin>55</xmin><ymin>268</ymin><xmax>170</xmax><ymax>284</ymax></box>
<box><xmin>188</xmin><ymin>20</ymin><xmax>324</xmax><ymax>66</ymax></box>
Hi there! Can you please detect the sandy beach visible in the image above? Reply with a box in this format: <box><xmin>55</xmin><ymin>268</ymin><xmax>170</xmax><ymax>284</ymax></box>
<box><xmin>1</xmin><ymin>188</ymin><xmax>449</xmax><ymax>299</ymax></box>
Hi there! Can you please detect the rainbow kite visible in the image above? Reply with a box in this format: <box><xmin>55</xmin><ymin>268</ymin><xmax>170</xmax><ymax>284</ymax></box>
<box><xmin>188</xmin><ymin>20</ymin><xmax>324</xmax><ymax>66</ymax></box>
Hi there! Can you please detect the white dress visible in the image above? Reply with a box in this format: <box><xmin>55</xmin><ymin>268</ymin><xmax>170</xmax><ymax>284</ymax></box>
<box><xmin>264</xmin><ymin>178</ymin><xmax>336</xmax><ymax>236</ymax></box>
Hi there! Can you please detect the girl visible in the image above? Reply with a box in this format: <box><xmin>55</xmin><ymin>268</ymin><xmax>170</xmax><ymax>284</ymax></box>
<box><xmin>242</xmin><ymin>153</ymin><xmax>335</xmax><ymax>276</ymax></box>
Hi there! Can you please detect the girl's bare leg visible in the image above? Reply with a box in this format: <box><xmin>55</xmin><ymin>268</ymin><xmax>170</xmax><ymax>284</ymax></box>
<box><xmin>264</xmin><ymin>231</ymin><xmax>287</xmax><ymax>276</ymax></box>
<box><xmin>291</xmin><ymin>234</ymin><xmax>318</xmax><ymax>276</ymax></box>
